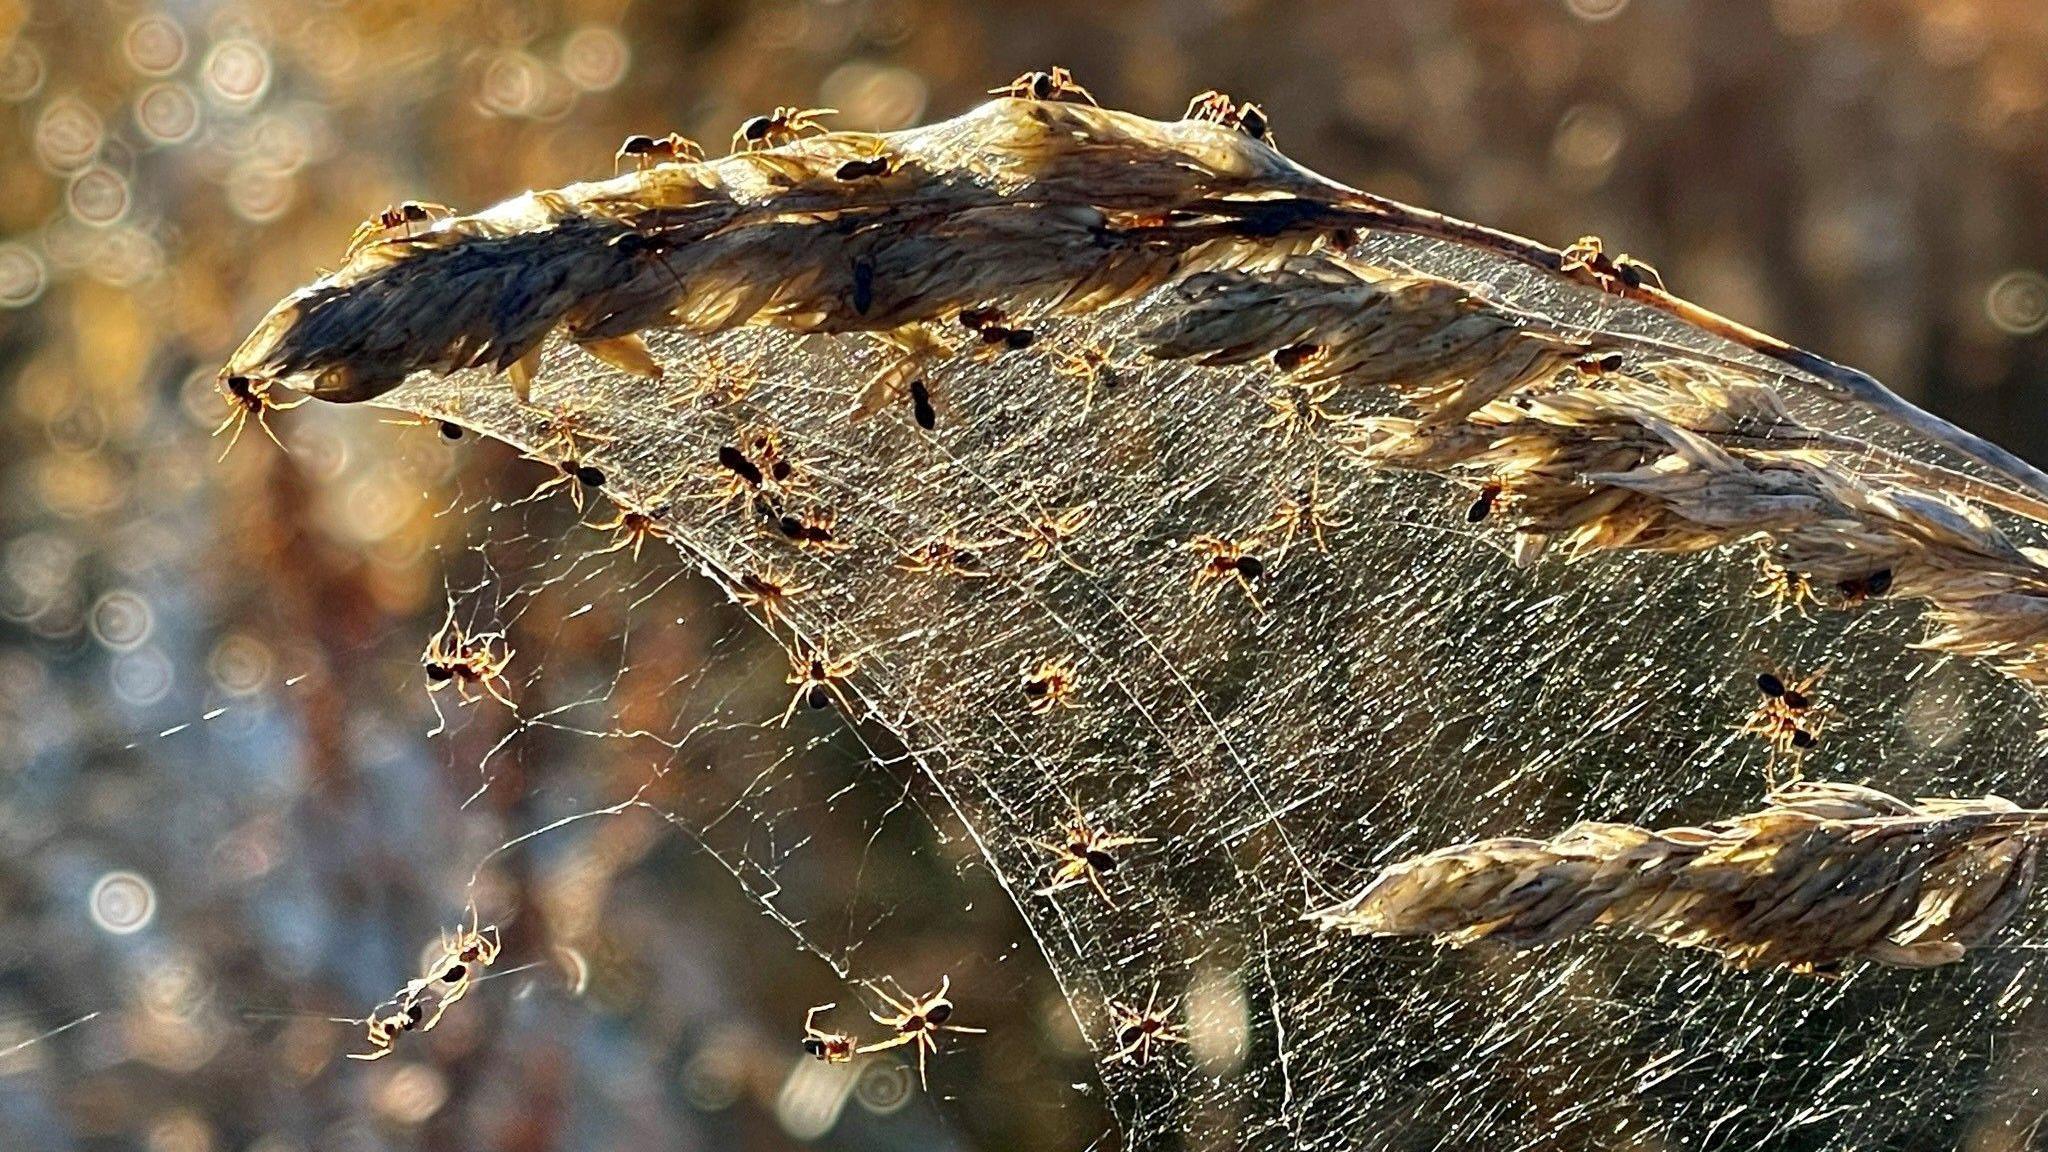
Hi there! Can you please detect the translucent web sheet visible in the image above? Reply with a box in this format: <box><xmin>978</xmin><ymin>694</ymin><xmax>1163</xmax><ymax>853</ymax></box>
<box><xmin>362</xmin><ymin>215</ymin><xmax>2048</xmax><ymax>1151</ymax></box>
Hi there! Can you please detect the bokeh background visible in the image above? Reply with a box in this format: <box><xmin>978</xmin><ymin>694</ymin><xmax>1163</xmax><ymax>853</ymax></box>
<box><xmin>1</xmin><ymin>1</ymin><xmax>2046</xmax><ymax>1149</ymax></box>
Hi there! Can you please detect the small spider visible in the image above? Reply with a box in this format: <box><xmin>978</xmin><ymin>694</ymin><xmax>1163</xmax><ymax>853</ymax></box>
<box><xmin>783</xmin><ymin>642</ymin><xmax>860</xmax><ymax>724</ymax></box>
<box><xmin>731</xmin><ymin>106</ymin><xmax>836</xmax><ymax>153</ymax></box>
<box><xmin>1836</xmin><ymin>567</ymin><xmax>1894</xmax><ymax>607</ymax></box>
<box><xmin>411</xmin><ymin>915</ymin><xmax>502</xmax><ymax>1032</ymax></box>
<box><xmin>1558</xmin><ymin>234</ymin><xmax>1664</xmax><ymax>293</ymax></box>
<box><xmin>774</xmin><ymin>505</ymin><xmax>852</xmax><ymax>553</ymax></box>
<box><xmin>1189</xmin><ymin>534</ymin><xmax>1266</xmax><ymax>607</ymax></box>
<box><xmin>614</xmin><ymin>132</ymin><xmax>704</xmax><ymax>173</ymax></box>
<box><xmin>1020</xmin><ymin>655</ymin><xmax>1081</xmax><ymax>714</ymax></box>
<box><xmin>421</xmin><ymin>610</ymin><xmax>517</xmax><ymax>708</ymax></box>
<box><xmin>1003</xmin><ymin>503</ymin><xmax>1095</xmax><ymax>574</ymax></box>
<box><xmin>1258</xmin><ymin>473</ymin><xmax>1350</xmax><ymax>558</ymax></box>
<box><xmin>898</xmin><ymin>533</ymin><xmax>997</xmax><ymax>580</ymax></box>
<box><xmin>380</xmin><ymin>413</ymin><xmax>467</xmax><ymax>442</ymax></box>
<box><xmin>958</xmin><ymin>306</ymin><xmax>1037</xmax><ymax>355</ymax></box>
<box><xmin>344</xmin><ymin>200</ymin><xmax>451</xmax><ymax>258</ymax></box>
<box><xmin>348</xmin><ymin>999</ymin><xmax>426</xmax><ymax>1062</ymax></box>
<box><xmin>1259</xmin><ymin>379</ymin><xmax>1347</xmax><ymax>446</ymax></box>
<box><xmin>801</xmin><ymin>1003</ymin><xmax>856</xmax><ymax>1063</ymax></box>
<box><xmin>1053</xmin><ymin>341</ymin><xmax>1121</xmax><ymax>415</ymax></box>
<box><xmin>1183</xmin><ymin>89</ymin><xmax>1273</xmax><ymax>143</ymax></box>
<box><xmin>856</xmin><ymin>976</ymin><xmax>985</xmax><ymax>1091</ymax></box>
<box><xmin>834</xmin><ymin>152</ymin><xmax>896</xmax><ymax>181</ymax></box>
<box><xmin>1031</xmin><ymin>808</ymin><xmax>1154</xmax><ymax>908</ymax></box>
<box><xmin>213</xmin><ymin>374</ymin><xmax>307</xmax><ymax>459</ymax></box>
<box><xmin>1752</xmin><ymin>553</ymin><xmax>1819</xmax><ymax>621</ymax></box>
<box><xmin>1464</xmin><ymin>481</ymin><xmax>1506</xmax><ymax>524</ymax></box>
<box><xmin>989</xmin><ymin>67</ymin><xmax>1095</xmax><ymax>105</ymax></box>
<box><xmin>667</xmin><ymin>345</ymin><xmax>763</xmax><ymax>410</ymax></box>
<box><xmin>1742</xmin><ymin>666</ymin><xmax>1830</xmax><ymax>778</ymax></box>
<box><xmin>732</xmin><ymin>566</ymin><xmax>812</xmax><ymax>627</ymax></box>
<box><xmin>586</xmin><ymin>502</ymin><xmax>672</xmax><ymax>560</ymax></box>
<box><xmin>1101</xmin><ymin>983</ymin><xmax>1187</xmax><ymax>1068</ymax></box>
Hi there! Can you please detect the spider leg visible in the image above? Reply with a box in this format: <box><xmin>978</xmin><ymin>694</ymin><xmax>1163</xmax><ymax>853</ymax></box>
<box><xmin>1085</xmin><ymin>870</ymin><xmax>1119</xmax><ymax>909</ymax></box>
<box><xmin>856</xmin><ymin>1030</ymin><xmax>915</xmax><ymax>1053</ymax></box>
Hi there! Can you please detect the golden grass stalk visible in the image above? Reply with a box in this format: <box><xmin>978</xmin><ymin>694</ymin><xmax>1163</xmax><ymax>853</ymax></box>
<box><xmin>1310</xmin><ymin>781</ymin><xmax>2045</xmax><ymax>973</ymax></box>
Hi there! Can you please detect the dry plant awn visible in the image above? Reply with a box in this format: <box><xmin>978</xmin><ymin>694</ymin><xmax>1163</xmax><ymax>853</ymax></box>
<box><xmin>225</xmin><ymin>80</ymin><xmax>2048</xmax><ymax>1150</ymax></box>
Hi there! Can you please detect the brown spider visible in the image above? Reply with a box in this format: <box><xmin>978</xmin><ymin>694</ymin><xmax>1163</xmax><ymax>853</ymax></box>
<box><xmin>1464</xmin><ymin>481</ymin><xmax>1507</xmax><ymax>524</ymax></box>
<box><xmin>1102</xmin><ymin>983</ymin><xmax>1187</xmax><ymax>1068</ymax></box>
<box><xmin>783</xmin><ymin>642</ymin><xmax>860</xmax><ymax>724</ymax></box>
<box><xmin>344</xmin><ymin>200</ymin><xmax>451</xmax><ymax>258</ymax></box>
<box><xmin>801</xmin><ymin>1003</ymin><xmax>856</xmax><ymax>1064</ymax></box>
<box><xmin>1031</xmin><ymin>808</ymin><xmax>1154</xmax><ymax>908</ymax></box>
<box><xmin>1836</xmin><ymin>567</ymin><xmax>1894</xmax><ymax>607</ymax></box>
<box><xmin>1258</xmin><ymin>472</ymin><xmax>1350</xmax><ymax>558</ymax></box>
<box><xmin>989</xmin><ymin>67</ymin><xmax>1095</xmax><ymax>105</ymax></box>
<box><xmin>1003</xmin><ymin>503</ymin><xmax>1095</xmax><ymax>574</ymax></box>
<box><xmin>1259</xmin><ymin>379</ymin><xmax>1347</xmax><ymax>446</ymax></box>
<box><xmin>856</xmin><ymin>976</ymin><xmax>985</xmax><ymax>1091</ymax></box>
<box><xmin>213</xmin><ymin>374</ymin><xmax>307</xmax><ymax>459</ymax></box>
<box><xmin>1182</xmin><ymin>89</ymin><xmax>1273</xmax><ymax>143</ymax></box>
<box><xmin>1558</xmin><ymin>234</ymin><xmax>1664</xmax><ymax>293</ymax></box>
<box><xmin>774</xmin><ymin>505</ymin><xmax>852</xmax><ymax>553</ymax></box>
<box><xmin>1019</xmin><ymin>655</ymin><xmax>1081</xmax><ymax>714</ymax></box>
<box><xmin>585</xmin><ymin>503</ymin><xmax>672</xmax><ymax>560</ymax></box>
<box><xmin>731</xmin><ymin>566</ymin><xmax>811</xmax><ymax>627</ymax></box>
<box><xmin>1189</xmin><ymin>534</ymin><xmax>1266</xmax><ymax>607</ymax></box>
<box><xmin>1742</xmin><ymin>666</ymin><xmax>1831</xmax><ymax>779</ymax></box>
<box><xmin>898</xmin><ymin>533</ymin><xmax>997</xmax><ymax>580</ymax></box>
<box><xmin>380</xmin><ymin>413</ymin><xmax>468</xmax><ymax>442</ymax></box>
<box><xmin>614</xmin><ymin>132</ymin><xmax>704</xmax><ymax>173</ymax></box>
<box><xmin>421</xmin><ymin>610</ymin><xmax>517</xmax><ymax>708</ymax></box>
<box><xmin>731</xmin><ymin>106</ymin><xmax>836</xmax><ymax>153</ymax></box>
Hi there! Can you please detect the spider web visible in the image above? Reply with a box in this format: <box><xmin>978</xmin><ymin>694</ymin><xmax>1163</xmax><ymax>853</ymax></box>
<box><xmin>378</xmin><ymin>227</ymin><xmax>2048</xmax><ymax>1152</ymax></box>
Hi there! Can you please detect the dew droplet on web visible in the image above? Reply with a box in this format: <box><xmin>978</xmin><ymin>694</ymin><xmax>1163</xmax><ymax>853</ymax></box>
<box><xmin>89</xmin><ymin>870</ymin><xmax>157</xmax><ymax>935</ymax></box>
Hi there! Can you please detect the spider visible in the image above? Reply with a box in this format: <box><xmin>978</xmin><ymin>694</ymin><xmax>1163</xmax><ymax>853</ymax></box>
<box><xmin>774</xmin><ymin>505</ymin><xmax>852</xmax><ymax>553</ymax></box>
<box><xmin>856</xmin><ymin>976</ymin><xmax>985</xmax><ymax>1091</ymax></box>
<box><xmin>731</xmin><ymin>106</ymin><xmax>836</xmax><ymax>153</ymax></box>
<box><xmin>1003</xmin><ymin>503</ymin><xmax>1095</xmax><ymax>574</ymax></box>
<box><xmin>348</xmin><ymin>998</ymin><xmax>426</xmax><ymax>1062</ymax></box>
<box><xmin>801</xmin><ymin>1003</ymin><xmax>856</xmax><ymax>1064</ymax></box>
<box><xmin>989</xmin><ymin>67</ymin><xmax>1095</xmax><ymax>105</ymax></box>
<box><xmin>213</xmin><ymin>374</ymin><xmax>307</xmax><ymax>459</ymax></box>
<box><xmin>1558</xmin><ymin>234</ymin><xmax>1664</xmax><ymax>293</ymax></box>
<box><xmin>1742</xmin><ymin>666</ymin><xmax>1830</xmax><ymax>778</ymax></box>
<box><xmin>782</xmin><ymin>642</ymin><xmax>860</xmax><ymax>724</ymax></box>
<box><xmin>898</xmin><ymin>533</ymin><xmax>996</xmax><ymax>580</ymax></box>
<box><xmin>1053</xmin><ymin>341</ymin><xmax>1121</xmax><ymax>416</ymax></box>
<box><xmin>344</xmin><ymin>200</ymin><xmax>451</xmax><ymax>258</ymax></box>
<box><xmin>1752</xmin><ymin>552</ymin><xmax>1819</xmax><ymax>621</ymax></box>
<box><xmin>1101</xmin><ymin>983</ymin><xmax>1187</xmax><ymax>1068</ymax></box>
<box><xmin>1182</xmin><ymin>89</ymin><xmax>1272</xmax><ymax>142</ymax></box>
<box><xmin>1259</xmin><ymin>379</ymin><xmax>1347</xmax><ymax>446</ymax></box>
<box><xmin>1464</xmin><ymin>481</ymin><xmax>1506</xmax><ymax>524</ymax></box>
<box><xmin>380</xmin><ymin>413</ymin><xmax>467</xmax><ymax>442</ymax></box>
<box><xmin>731</xmin><ymin>566</ymin><xmax>812</xmax><ymax>627</ymax></box>
<box><xmin>1258</xmin><ymin>472</ymin><xmax>1350</xmax><ymax>558</ymax></box>
<box><xmin>1836</xmin><ymin>567</ymin><xmax>1894</xmax><ymax>607</ymax></box>
<box><xmin>958</xmin><ymin>306</ymin><xmax>1037</xmax><ymax>356</ymax></box>
<box><xmin>1019</xmin><ymin>655</ymin><xmax>1081</xmax><ymax>714</ymax></box>
<box><xmin>1189</xmin><ymin>534</ymin><xmax>1266</xmax><ymax>607</ymax></box>
<box><xmin>412</xmin><ymin>914</ymin><xmax>503</xmax><ymax>1032</ymax></box>
<box><xmin>1031</xmin><ymin>808</ymin><xmax>1154</xmax><ymax>908</ymax></box>
<box><xmin>421</xmin><ymin>611</ymin><xmax>517</xmax><ymax>708</ymax></box>
<box><xmin>586</xmin><ymin>503</ymin><xmax>672</xmax><ymax>560</ymax></box>
<box><xmin>614</xmin><ymin>132</ymin><xmax>704</xmax><ymax>173</ymax></box>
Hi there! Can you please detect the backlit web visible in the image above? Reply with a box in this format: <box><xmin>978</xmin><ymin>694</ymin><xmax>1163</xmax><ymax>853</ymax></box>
<box><xmin>366</xmin><ymin>228</ymin><xmax>2048</xmax><ymax>1151</ymax></box>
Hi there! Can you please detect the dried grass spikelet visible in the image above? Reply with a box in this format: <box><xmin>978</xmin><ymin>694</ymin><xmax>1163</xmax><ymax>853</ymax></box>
<box><xmin>1344</xmin><ymin>353</ymin><xmax>2048</xmax><ymax>685</ymax></box>
<box><xmin>1141</xmin><ymin>256</ymin><xmax>1609</xmax><ymax>427</ymax></box>
<box><xmin>224</xmin><ymin>99</ymin><xmax>1354</xmax><ymax>405</ymax></box>
<box><xmin>1312</xmin><ymin>781</ymin><xmax>2047</xmax><ymax>972</ymax></box>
